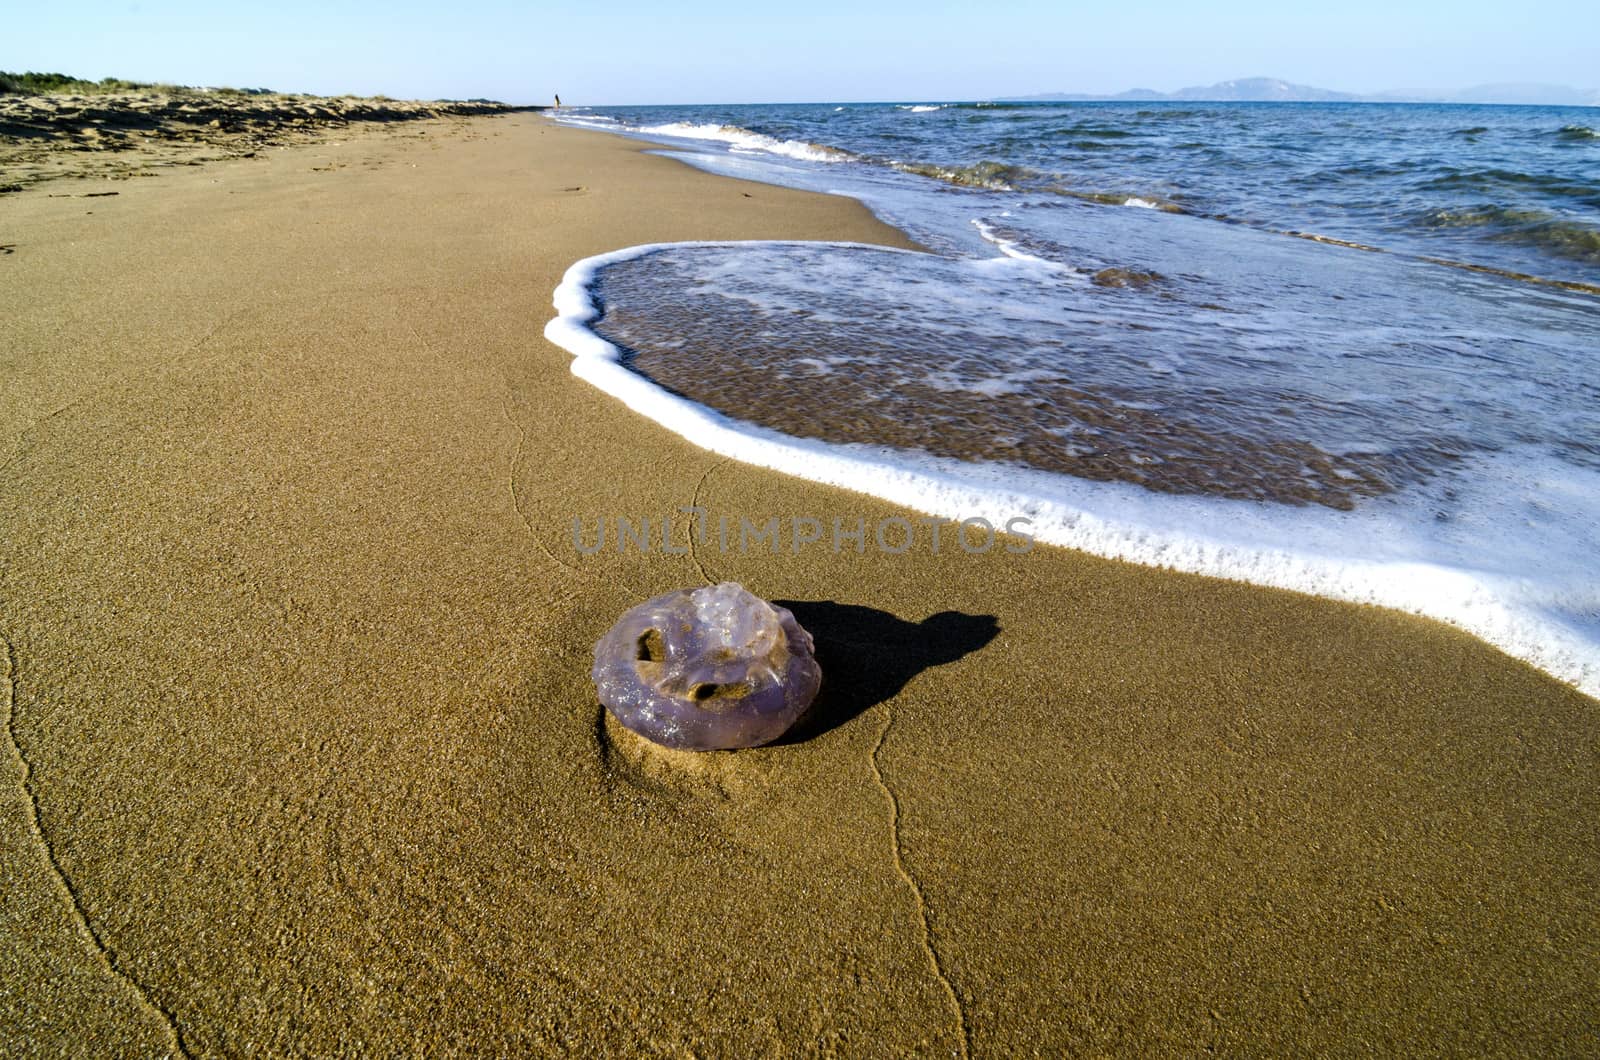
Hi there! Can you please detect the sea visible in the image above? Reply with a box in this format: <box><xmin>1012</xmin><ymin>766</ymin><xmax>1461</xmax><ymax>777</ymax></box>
<box><xmin>544</xmin><ymin>101</ymin><xmax>1600</xmax><ymax>696</ymax></box>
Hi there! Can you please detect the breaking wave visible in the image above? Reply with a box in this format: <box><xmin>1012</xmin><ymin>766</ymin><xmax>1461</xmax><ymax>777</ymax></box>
<box><xmin>636</xmin><ymin>122</ymin><xmax>855</xmax><ymax>163</ymax></box>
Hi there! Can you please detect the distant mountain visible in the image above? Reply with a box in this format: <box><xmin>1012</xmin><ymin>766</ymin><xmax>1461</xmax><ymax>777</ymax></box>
<box><xmin>1011</xmin><ymin>77</ymin><xmax>1599</xmax><ymax>106</ymax></box>
<box><xmin>1443</xmin><ymin>82</ymin><xmax>1600</xmax><ymax>106</ymax></box>
<box><xmin>1014</xmin><ymin>77</ymin><xmax>1358</xmax><ymax>103</ymax></box>
<box><xmin>1170</xmin><ymin>77</ymin><xmax>1358</xmax><ymax>102</ymax></box>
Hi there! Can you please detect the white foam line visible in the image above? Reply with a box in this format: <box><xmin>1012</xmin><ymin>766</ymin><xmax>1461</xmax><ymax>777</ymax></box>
<box><xmin>971</xmin><ymin>218</ymin><xmax>1060</xmax><ymax>266</ymax></box>
<box><xmin>545</xmin><ymin>241</ymin><xmax>1600</xmax><ymax>700</ymax></box>
<box><xmin>634</xmin><ymin>122</ymin><xmax>852</xmax><ymax>164</ymax></box>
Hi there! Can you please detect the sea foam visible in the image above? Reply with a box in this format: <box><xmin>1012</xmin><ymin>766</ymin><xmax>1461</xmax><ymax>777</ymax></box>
<box><xmin>547</xmin><ymin>241</ymin><xmax>1600</xmax><ymax>700</ymax></box>
<box><xmin>634</xmin><ymin>122</ymin><xmax>854</xmax><ymax>163</ymax></box>
<box><xmin>544</xmin><ymin>103</ymin><xmax>1600</xmax><ymax>698</ymax></box>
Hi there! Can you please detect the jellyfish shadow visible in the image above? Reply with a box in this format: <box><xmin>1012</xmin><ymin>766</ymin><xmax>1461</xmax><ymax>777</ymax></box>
<box><xmin>772</xmin><ymin>600</ymin><xmax>1000</xmax><ymax>744</ymax></box>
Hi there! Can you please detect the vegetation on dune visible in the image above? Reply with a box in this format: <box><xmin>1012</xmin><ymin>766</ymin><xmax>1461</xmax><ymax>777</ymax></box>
<box><xmin>0</xmin><ymin>72</ymin><xmax>505</xmax><ymax>105</ymax></box>
<box><xmin>0</xmin><ymin>70</ymin><xmax>276</xmax><ymax>96</ymax></box>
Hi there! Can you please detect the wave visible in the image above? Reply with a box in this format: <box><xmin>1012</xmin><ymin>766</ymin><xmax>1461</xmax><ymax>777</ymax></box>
<box><xmin>970</xmin><ymin>218</ymin><xmax>1066</xmax><ymax>264</ymax></box>
<box><xmin>888</xmin><ymin>157</ymin><xmax>1187</xmax><ymax>212</ymax></box>
<box><xmin>1421</xmin><ymin>168</ymin><xmax>1600</xmax><ymax>209</ymax></box>
<box><xmin>1055</xmin><ymin>126</ymin><xmax>1137</xmax><ymax>138</ymax></box>
<box><xmin>955</xmin><ymin>102</ymin><xmax>1032</xmax><ymax>110</ymax></box>
<box><xmin>553</xmin><ymin>112</ymin><xmax>619</xmax><ymax>128</ymax></box>
<box><xmin>566</xmin><ymin>111</ymin><xmax>1185</xmax><ymax>213</ymax></box>
<box><xmin>1414</xmin><ymin>204</ymin><xmax>1600</xmax><ymax>265</ymax></box>
<box><xmin>635</xmin><ymin>121</ymin><xmax>855</xmax><ymax>163</ymax></box>
<box><xmin>1052</xmin><ymin>186</ymin><xmax>1188</xmax><ymax>212</ymax></box>
<box><xmin>1420</xmin><ymin>204</ymin><xmax>1562</xmax><ymax>228</ymax></box>
<box><xmin>891</xmin><ymin>159</ymin><xmax>1039</xmax><ymax>190</ymax></box>
<box><xmin>546</xmin><ymin>241</ymin><xmax>1600</xmax><ymax>699</ymax></box>
<box><xmin>555</xmin><ymin>108</ymin><xmax>1593</xmax><ymax>285</ymax></box>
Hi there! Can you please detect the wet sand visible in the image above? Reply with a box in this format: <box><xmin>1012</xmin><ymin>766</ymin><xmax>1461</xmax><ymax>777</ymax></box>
<box><xmin>1</xmin><ymin>114</ymin><xmax>1596</xmax><ymax>1055</ymax></box>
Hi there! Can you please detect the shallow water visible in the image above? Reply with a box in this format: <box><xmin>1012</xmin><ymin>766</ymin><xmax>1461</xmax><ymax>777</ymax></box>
<box><xmin>594</xmin><ymin>240</ymin><xmax>1598</xmax><ymax>510</ymax></box>
<box><xmin>548</xmin><ymin>102</ymin><xmax>1600</xmax><ymax>695</ymax></box>
<box><xmin>563</xmin><ymin>100</ymin><xmax>1600</xmax><ymax>285</ymax></box>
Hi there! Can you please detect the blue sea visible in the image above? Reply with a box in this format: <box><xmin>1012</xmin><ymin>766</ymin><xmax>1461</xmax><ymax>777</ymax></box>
<box><xmin>546</xmin><ymin>101</ymin><xmax>1600</xmax><ymax>694</ymax></box>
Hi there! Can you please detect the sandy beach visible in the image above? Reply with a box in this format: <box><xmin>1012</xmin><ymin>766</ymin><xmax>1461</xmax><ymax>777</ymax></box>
<box><xmin>0</xmin><ymin>89</ymin><xmax>527</xmax><ymax>195</ymax></box>
<box><xmin>2</xmin><ymin>110</ymin><xmax>1597</xmax><ymax>1054</ymax></box>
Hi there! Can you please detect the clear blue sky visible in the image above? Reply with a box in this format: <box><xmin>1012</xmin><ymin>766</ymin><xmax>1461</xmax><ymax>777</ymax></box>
<box><xmin>7</xmin><ymin>0</ymin><xmax>1597</xmax><ymax>105</ymax></box>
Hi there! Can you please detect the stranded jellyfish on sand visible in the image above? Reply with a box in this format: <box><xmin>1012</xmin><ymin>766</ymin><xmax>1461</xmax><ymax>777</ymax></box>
<box><xmin>592</xmin><ymin>582</ymin><xmax>822</xmax><ymax>751</ymax></box>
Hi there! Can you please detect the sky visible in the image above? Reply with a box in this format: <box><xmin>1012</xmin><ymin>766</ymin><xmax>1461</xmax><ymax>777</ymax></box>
<box><xmin>6</xmin><ymin>0</ymin><xmax>1598</xmax><ymax>105</ymax></box>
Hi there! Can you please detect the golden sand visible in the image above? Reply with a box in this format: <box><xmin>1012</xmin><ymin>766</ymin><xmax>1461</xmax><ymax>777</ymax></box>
<box><xmin>0</xmin><ymin>90</ymin><xmax>524</xmax><ymax>194</ymax></box>
<box><xmin>1</xmin><ymin>114</ymin><xmax>1596</xmax><ymax>1054</ymax></box>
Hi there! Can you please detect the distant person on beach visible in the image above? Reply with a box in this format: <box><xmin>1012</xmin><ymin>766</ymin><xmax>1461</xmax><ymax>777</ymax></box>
<box><xmin>554</xmin><ymin>93</ymin><xmax>561</xmax><ymax>110</ymax></box>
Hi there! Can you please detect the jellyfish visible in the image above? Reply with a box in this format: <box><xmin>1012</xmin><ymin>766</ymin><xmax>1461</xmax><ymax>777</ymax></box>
<box><xmin>592</xmin><ymin>582</ymin><xmax>822</xmax><ymax>751</ymax></box>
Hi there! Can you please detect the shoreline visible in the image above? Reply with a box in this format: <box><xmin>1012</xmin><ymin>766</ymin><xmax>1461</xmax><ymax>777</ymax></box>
<box><xmin>545</xmin><ymin>237</ymin><xmax>1599</xmax><ymax>699</ymax></box>
<box><xmin>2</xmin><ymin>114</ymin><xmax>1596</xmax><ymax>1054</ymax></box>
